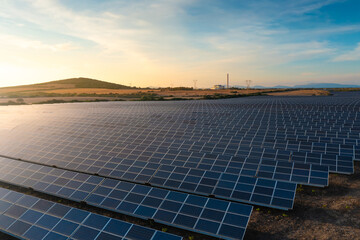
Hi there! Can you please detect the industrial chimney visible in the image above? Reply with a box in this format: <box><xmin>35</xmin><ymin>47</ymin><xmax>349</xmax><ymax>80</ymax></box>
<box><xmin>227</xmin><ymin>73</ymin><xmax>229</xmax><ymax>88</ymax></box>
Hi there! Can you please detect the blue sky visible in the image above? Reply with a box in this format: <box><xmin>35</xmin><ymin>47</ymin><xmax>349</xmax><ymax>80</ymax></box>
<box><xmin>0</xmin><ymin>0</ymin><xmax>360</xmax><ymax>87</ymax></box>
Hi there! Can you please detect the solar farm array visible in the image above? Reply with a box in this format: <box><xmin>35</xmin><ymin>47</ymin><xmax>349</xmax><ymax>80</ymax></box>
<box><xmin>0</xmin><ymin>92</ymin><xmax>359</xmax><ymax>239</ymax></box>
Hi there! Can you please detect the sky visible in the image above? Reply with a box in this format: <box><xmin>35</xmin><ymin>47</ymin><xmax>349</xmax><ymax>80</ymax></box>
<box><xmin>0</xmin><ymin>0</ymin><xmax>360</xmax><ymax>88</ymax></box>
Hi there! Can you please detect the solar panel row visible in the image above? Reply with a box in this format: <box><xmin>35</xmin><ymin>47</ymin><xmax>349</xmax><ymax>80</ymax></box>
<box><xmin>0</xmin><ymin>157</ymin><xmax>253</xmax><ymax>240</ymax></box>
<box><xmin>0</xmin><ymin>154</ymin><xmax>296</xmax><ymax>210</ymax></box>
<box><xmin>1</xmin><ymin>116</ymin><xmax>356</xmax><ymax>174</ymax></box>
<box><xmin>2</xmin><ymin>99</ymin><xmax>360</xmax><ymax>143</ymax></box>
<box><xmin>0</xmin><ymin>187</ymin><xmax>182</xmax><ymax>240</ymax></box>
<box><xmin>0</xmin><ymin>93</ymin><xmax>359</xmax><ymax>240</ymax></box>
<box><xmin>2</xmin><ymin>138</ymin><xmax>330</xmax><ymax>187</ymax></box>
<box><xmin>3</xmin><ymin>116</ymin><xmax>359</xmax><ymax>156</ymax></box>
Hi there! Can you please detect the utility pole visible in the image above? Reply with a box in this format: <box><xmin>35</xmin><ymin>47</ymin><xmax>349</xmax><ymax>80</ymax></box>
<box><xmin>193</xmin><ymin>79</ymin><xmax>198</xmax><ymax>89</ymax></box>
<box><xmin>246</xmin><ymin>80</ymin><xmax>252</xmax><ymax>90</ymax></box>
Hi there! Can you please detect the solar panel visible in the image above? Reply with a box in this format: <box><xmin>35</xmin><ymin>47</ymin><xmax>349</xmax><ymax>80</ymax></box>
<box><xmin>0</xmin><ymin>157</ymin><xmax>253</xmax><ymax>239</ymax></box>
<box><xmin>1</xmin><ymin>98</ymin><xmax>357</xmax><ymax>198</ymax></box>
<box><xmin>0</xmin><ymin>155</ymin><xmax>296</xmax><ymax>210</ymax></box>
<box><xmin>0</xmin><ymin>187</ymin><xmax>182</xmax><ymax>240</ymax></box>
<box><xmin>4</xmin><ymin>132</ymin><xmax>331</xmax><ymax>185</ymax></box>
<box><xmin>0</xmin><ymin>99</ymin><xmax>359</xmax><ymax>158</ymax></box>
<box><xmin>255</xmin><ymin>159</ymin><xmax>329</xmax><ymax>186</ymax></box>
<box><xmin>0</xmin><ymin>93</ymin><xmax>359</xmax><ymax>240</ymax></box>
<box><xmin>87</xmin><ymin>180</ymin><xmax>253</xmax><ymax>240</ymax></box>
<box><xmin>0</xmin><ymin>118</ymin><xmax>354</xmax><ymax>174</ymax></box>
<box><xmin>149</xmin><ymin>166</ymin><xmax>296</xmax><ymax>209</ymax></box>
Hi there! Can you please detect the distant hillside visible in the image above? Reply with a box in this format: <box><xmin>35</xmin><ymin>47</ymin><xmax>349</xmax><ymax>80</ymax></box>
<box><xmin>252</xmin><ymin>85</ymin><xmax>267</xmax><ymax>89</ymax></box>
<box><xmin>30</xmin><ymin>77</ymin><xmax>133</xmax><ymax>89</ymax></box>
<box><xmin>272</xmin><ymin>85</ymin><xmax>291</xmax><ymax>88</ymax></box>
<box><xmin>293</xmin><ymin>83</ymin><xmax>360</xmax><ymax>88</ymax></box>
<box><xmin>243</xmin><ymin>83</ymin><xmax>360</xmax><ymax>89</ymax></box>
<box><xmin>251</xmin><ymin>83</ymin><xmax>360</xmax><ymax>89</ymax></box>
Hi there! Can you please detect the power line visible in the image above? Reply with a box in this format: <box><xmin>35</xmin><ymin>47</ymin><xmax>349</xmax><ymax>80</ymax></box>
<box><xmin>246</xmin><ymin>80</ymin><xmax>252</xmax><ymax>89</ymax></box>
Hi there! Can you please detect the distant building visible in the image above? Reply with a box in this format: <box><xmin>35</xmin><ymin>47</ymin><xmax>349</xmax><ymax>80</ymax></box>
<box><xmin>212</xmin><ymin>85</ymin><xmax>226</xmax><ymax>90</ymax></box>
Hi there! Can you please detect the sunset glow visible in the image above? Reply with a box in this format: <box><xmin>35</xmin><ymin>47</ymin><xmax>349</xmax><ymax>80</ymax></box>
<box><xmin>1</xmin><ymin>0</ymin><xmax>360</xmax><ymax>88</ymax></box>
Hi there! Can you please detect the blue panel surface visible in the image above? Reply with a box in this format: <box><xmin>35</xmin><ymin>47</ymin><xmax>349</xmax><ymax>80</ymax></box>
<box><xmin>0</xmin><ymin>157</ymin><xmax>253</xmax><ymax>239</ymax></box>
<box><xmin>0</xmin><ymin>188</ymin><xmax>183</xmax><ymax>240</ymax></box>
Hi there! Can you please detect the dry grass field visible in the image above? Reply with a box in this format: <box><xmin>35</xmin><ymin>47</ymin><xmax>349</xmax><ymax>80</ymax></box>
<box><xmin>267</xmin><ymin>89</ymin><xmax>330</xmax><ymax>96</ymax></box>
<box><xmin>0</xmin><ymin>86</ymin><xmax>273</xmax><ymax>96</ymax></box>
<box><xmin>0</xmin><ymin>78</ymin><xmax>332</xmax><ymax>105</ymax></box>
<box><xmin>0</xmin><ymin>88</ymin><xmax>331</xmax><ymax>104</ymax></box>
<box><xmin>44</xmin><ymin>88</ymin><xmax>271</xmax><ymax>96</ymax></box>
<box><xmin>0</xmin><ymin>84</ymin><xmax>75</xmax><ymax>94</ymax></box>
<box><xmin>0</xmin><ymin>97</ymin><xmax>123</xmax><ymax>104</ymax></box>
<box><xmin>0</xmin><ymin>88</ymin><xmax>277</xmax><ymax>104</ymax></box>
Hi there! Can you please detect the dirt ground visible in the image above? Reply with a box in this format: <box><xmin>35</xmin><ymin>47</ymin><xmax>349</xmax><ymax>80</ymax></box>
<box><xmin>0</xmin><ymin>88</ymin><xmax>331</xmax><ymax>104</ymax></box>
<box><xmin>6</xmin><ymin>87</ymin><xmax>329</xmax><ymax>98</ymax></box>
<box><xmin>0</xmin><ymin>88</ymin><xmax>282</xmax><ymax>104</ymax></box>
<box><xmin>0</xmin><ymin>84</ymin><xmax>75</xmax><ymax>94</ymax></box>
<box><xmin>266</xmin><ymin>90</ymin><xmax>330</xmax><ymax>96</ymax></box>
<box><xmin>246</xmin><ymin>161</ymin><xmax>360</xmax><ymax>240</ymax></box>
<box><xmin>0</xmin><ymin>96</ymin><xmax>126</xmax><ymax>104</ymax></box>
<box><xmin>17</xmin><ymin>88</ymin><xmax>270</xmax><ymax>96</ymax></box>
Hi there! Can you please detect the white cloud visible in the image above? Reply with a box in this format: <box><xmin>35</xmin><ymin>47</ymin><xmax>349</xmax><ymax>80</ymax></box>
<box><xmin>0</xmin><ymin>34</ymin><xmax>77</xmax><ymax>51</ymax></box>
<box><xmin>0</xmin><ymin>0</ymin><xmax>339</xmax><ymax>65</ymax></box>
<box><xmin>332</xmin><ymin>43</ymin><xmax>360</xmax><ymax>62</ymax></box>
<box><xmin>0</xmin><ymin>0</ymin><xmax>204</xmax><ymax>66</ymax></box>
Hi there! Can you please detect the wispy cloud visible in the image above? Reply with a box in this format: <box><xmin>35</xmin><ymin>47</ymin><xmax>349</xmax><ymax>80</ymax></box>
<box><xmin>0</xmin><ymin>0</ymin><xmax>340</xmax><ymax>63</ymax></box>
<box><xmin>295</xmin><ymin>72</ymin><xmax>360</xmax><ymax>83</ymax></box>
<box><xmin>0</xmin><ymin>0</ymin><xmax>359</xmax><ymax>87</ymax></box>
<box><xmin>0</xmin><ymin>34</ymin><xmax>77</xmax><ymax>51</ymax></box>
<box><xmin>333</xmin><ymin>43</ymin><xmax>360</xmax><ymax>61</ymax></box>
<box><xmin>301</xmin><ymin>72</ymin><xmax>317</xmax><ymax>76</ymax></box>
